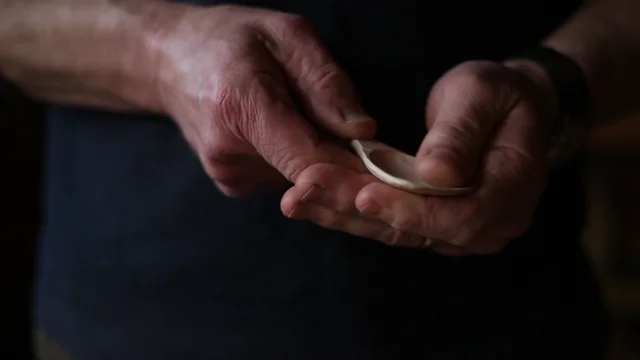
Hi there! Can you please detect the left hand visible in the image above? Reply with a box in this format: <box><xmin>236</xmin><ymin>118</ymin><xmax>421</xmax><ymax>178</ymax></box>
<box><xmin>281</xmin><ymin>60</ymin><xmax>558</xmax><ymax>256</ymax></box>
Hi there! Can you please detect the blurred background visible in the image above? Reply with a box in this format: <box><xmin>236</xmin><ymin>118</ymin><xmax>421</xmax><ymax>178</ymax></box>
<box><xmin>1</xmin><ymin>92</ymin><xmax>639</xmax><ymax>359</ymax></box>
<box><xmin>584</xmin><ymin>112</ymin><xmax>640</xmax><ymax>360</ymax></box>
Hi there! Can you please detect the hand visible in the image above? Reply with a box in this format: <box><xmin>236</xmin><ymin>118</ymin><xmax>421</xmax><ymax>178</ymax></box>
<box><xmin>152</xmin><ymin>5</ymin><xmax>376</xmax><ymax>196</ymax></box>
<box><xmin>283</xmin><ymin>60</ymin><xmax>558</xmax><ymax>255</ymax></box>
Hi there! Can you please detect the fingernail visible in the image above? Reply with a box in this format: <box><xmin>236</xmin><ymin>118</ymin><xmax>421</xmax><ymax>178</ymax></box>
<box><xmin>342</xmin><ymin>109</ymin><xmax>375</xmax><ymax>124</ymax></box>
<box><xmin>357</xmin><ymin>200</ymin><xmax>380</xmax><ymax>215</ymax></box>
<box><xmin>287</xmin><ymin>206</ymin><xmax>299</xmax><ymax>218</ymax></box>
<box><xmin>300</xmin><ymin>185</ymin><xmax>320</xmax><ymax>203</ymax></box>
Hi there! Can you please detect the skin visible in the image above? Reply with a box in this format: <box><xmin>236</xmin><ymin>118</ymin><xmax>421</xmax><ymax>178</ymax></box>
<box><xmin>282</xmin><ymin>61</ymin><xmax>555</xmax><ymax>254</ymax></box>
<box><xmin>0</xmin><ymin>1</ymin><xmax>377</xmax><ymax>197</ymax></box>
<box><xmin>1</xmin><ymin>0</ymin><xmax>639</xmax><ymax>256</ymax></box>
<box><xmin>284</xmin><ymin>0</ymin><xmax>640</xmax><ymax>256</ymax></box>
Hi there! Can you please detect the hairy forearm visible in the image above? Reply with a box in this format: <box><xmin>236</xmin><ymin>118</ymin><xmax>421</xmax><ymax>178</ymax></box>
<box><xmin>545</xmin><ymin>0</ymin><xmax>640</xmax><ymax>124</ymax></box>
<box><xmin>0</xmin><ymin>0</ymin><xmax>183</xmax><ymax>113</ymax></box>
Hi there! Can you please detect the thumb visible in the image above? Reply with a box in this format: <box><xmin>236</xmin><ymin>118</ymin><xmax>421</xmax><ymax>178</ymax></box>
<box><xmin>416</xmin><ymin>82</ymin><xmax>505</xmax><ymax>188</ymax></box>
<box><xmin>258</xmin><ymin>111</ymin><xmax>361</xmax><ymax>183</ymax></box>
<box><xmin>249</xmin><ymin>78</ymin><xmax>363</xmax><ymax>183</ymax></box>
<box><xmin>260</xmin><ymin>15</ymin><xmax>377</xmax><ymax>140</ymax></box>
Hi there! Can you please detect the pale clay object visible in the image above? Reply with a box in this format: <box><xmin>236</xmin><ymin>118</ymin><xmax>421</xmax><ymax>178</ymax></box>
<box><xmin>350</xmin><ymin>139</ymin><xmax>475</xmax><ymax>196</ymax></box>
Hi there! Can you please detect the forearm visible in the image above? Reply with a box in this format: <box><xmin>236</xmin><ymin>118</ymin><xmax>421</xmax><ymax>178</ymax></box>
<box><xmin>0</xmin><ymin>0</ymin><xmax>184</xmax><ymax>113</ymax></box>
<box><xmin>544</xmin><ymin>0</ymin><xmax>640</xmax><ymax>124</ymax></box>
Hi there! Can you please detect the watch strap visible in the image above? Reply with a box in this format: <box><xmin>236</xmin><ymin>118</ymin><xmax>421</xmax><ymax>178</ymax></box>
<box><xmin>507</xmin><ymin>46</ymin><xmax>593</xmax><ymax>165</ymax></box>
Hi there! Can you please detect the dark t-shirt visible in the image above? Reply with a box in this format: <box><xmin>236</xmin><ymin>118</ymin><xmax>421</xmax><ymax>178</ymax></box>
<box><xmin>35</xmin><ymin>0</ymin><xmax>608</xmax><ymax>359</ymax></box>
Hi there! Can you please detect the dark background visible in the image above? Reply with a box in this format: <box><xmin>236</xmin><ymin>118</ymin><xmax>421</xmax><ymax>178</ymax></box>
<box><xmin>1</xmin><ymin>91</ymin><xmax>44</xmax><ymax>360</ymax></box>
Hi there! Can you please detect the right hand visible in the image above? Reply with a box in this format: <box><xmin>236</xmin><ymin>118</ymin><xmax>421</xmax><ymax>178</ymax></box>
<box><xmin>152</xmin><ymin>5</ymin><xmax>377</xmax><ymax>197</ymax></box>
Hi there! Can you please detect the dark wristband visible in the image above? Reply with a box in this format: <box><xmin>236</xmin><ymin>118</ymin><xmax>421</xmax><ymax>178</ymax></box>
<box><xmin>507</xmin><ymin>46</ymin><xmax>593</xmax><ymax>164</ymax></box>
<box><xmin>508</xmin><ymin>46</ymin><xmax>591</xmax><ymax>122</ymax></box>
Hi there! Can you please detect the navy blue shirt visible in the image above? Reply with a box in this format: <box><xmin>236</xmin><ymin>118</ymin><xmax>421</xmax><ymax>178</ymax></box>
<box><xmin>34</xmin><ymin>1</ymin><xmax>607</xmax><ymax>359</ymax></box>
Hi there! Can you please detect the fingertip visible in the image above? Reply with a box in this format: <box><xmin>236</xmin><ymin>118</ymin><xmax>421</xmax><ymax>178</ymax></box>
<box><xmin>280</xmin><ymin>185</ymin><xmax>310</xmax><ymax>217</ymax></box>
<box><xmin>341</xmin><ymin>110</ymin><xmax>378</xmax><ymax>139</ymax></box>
<box><xmin>355</xmin><ymin>198</ymin><xmax>381</xmax><ymax>216</ymax></box>
<box><xmin>352</xmin><ymin>120</ymin><xmax>378</xmax><ymax>140</ymax></box>
<box><xmin>354</xmin><ymin>182</ymin><xmax>388</xmax><ymax>211</ymax></box>
<box><xmin>280</xmin><ymin>188</ymin><xmax>297</xmax><ymax>217</ymax></box>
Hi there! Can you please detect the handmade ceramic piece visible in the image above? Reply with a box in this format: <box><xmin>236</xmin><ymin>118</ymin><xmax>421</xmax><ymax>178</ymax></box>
<box><xmin>350</xmin><ymin>139</ymin><xmax>475</xmax><ymax>196</ymax></box>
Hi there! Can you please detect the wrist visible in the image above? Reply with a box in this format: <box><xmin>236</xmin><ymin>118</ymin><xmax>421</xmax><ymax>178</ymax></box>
<box><xmin>123</xmin><ymin>1</ymin><xmax>196</xmax><ymax>114</ymax></box>
<box><xmin>138</xmin><ymin>2</ymin><xmax>222</xmax><ymax>117</ymax></box>
<box><xmin>504</xmin><ymin>47</ymin><xmax>593</xmax><ymax>166</ymax></box>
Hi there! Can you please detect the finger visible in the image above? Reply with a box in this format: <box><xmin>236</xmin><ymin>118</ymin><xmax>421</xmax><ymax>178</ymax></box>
<box><xmin>483</xmin><ymin>98</ymin><xmax>548</xmax><ymax>207</ymax></box>
<box><xmin>216</xmin><ymin>177</ymin><xmax>288</xmax><ymax>198</ymax></box>
<box><xmin>280</xmin><ymin>163</ymin><xmax>376</xmax><ymax>217</ymax></box>
<box><xmin>416</xmin><ymin>69</ymin><xmax>512</xmax><ymax>188</ymax></box>
<box><xmin>237</xmin><ymin>59</ymin><xmax>364</xmax><ymax>183</ymax></box>
<box><xmin>204</xmin><ymin>155</ymin><xmax>283</xmax><ymax>185</ymax></box>
<box><xmin>428</xmin><ymin>102</ymin><xmax>544</xmax><ymax>251</ymax></box>
<box><xmin>256</xmin><ymin>112</ymin><xmax>359</xmax><ymax>183</ymax></box>
<box><xmin>485</xmin><ymin>101</ymin><xmax>548</xmax><ymax>184</ymax></box>
<box><xmin>200</xmin><ymin>152</ymin><xmax>286</xmax><ymax>192</ymax></box>
<box><xmin>477</xmin><ymin>103</ymin><xmax>547</xmax><ymax>238</ymax></box>
<box><xmin>357</xmin><ymin>178</ymin><xmax>529</xmax><ymax>250</ymax></box>
<box><xmin>258</xmin><ymin>14</ymin><xmax>377</xmax><ymax>139</ymax></box>
<box><xmin>355</xmin><ymin>182</ymin><xmax>483</xmax><ymax>247</ymax></box>
<box><xmin>288</xmin><ymin>202</ymin><xmax>425</xmax><ymax>248</ymax></box>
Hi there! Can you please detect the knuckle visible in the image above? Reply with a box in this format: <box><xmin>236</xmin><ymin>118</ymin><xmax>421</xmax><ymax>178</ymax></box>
<box><xmin>433</xmin><ymin>118</ymin><xmax>483</xmax><ymax>154</ymax></box>
<box><xmin>392</xmin><ymin>231</ymin><xmax>422</xmax><ymax>248</ymax></box>
<box><xmin>463</xmin><ymin>200</ymin><xmax>483</xmax><ymax>222</ymax></box>
<box><xmin>374</xmin><ymin>228</ymin><xmax>394</xmax><ymax>246</ymax></box>
<box><xmin>247</xmin><ymin>71</ymin><xmax>287</xmax><ymax>105</ymax></box>
<box><xmin>200</xmin><ymin>136</ymin><xmax>225</xmax><ymax>166</ymax></box>
<box><xmin>458</xmin><ymin>222</ymin><xmax>485</xmax><ymax>247</ymax></box>
<box><xmin>318</xmin><ymin>211</ymin><xmax>344</xmax><ymax>231</ymax></box>
<box><xmin>448</xmin><ymin>218</ymin><xmax>481</xmax><ymax>247</ymax></box>
<box><xmin>205</xmin><ymin>162</ymin><xmax>240</xmax><ymax>185</ymax></box>
<box><xmin>293</xmin><ymin>163</ymin><xmax>326</xmax><ymax>185</ymax></box>
<box><xmin>208</xmin><ymin>77</ymin><xmax>268</xmax><ymax>147</ymax></box>
<box><xmin>505</xmin><ymin>145</ymin><xmax>536</xmax><ymax>167</ymax></box>
<box><xmin>306</xmin><ymin>62</ymin><xmax>344</xmax><ymax>93</ymax></box>
<box><xmin>389</xmin><ymin>212</ymin><xmax>416</xmax><ymax>232</ymax></box>
<box><xmin>333</xmin><ymin>198</ymin><xmax>353</xmax><ymax>214</ymax></box>
<box><xmin>450</xmin><ymin>231</ymin><xmax>474</xmax><ymax>247</ymax></box>
<box><xmin>450</xmin><ymin>62</ymin><xmax>522</xmax><ymax>110</ymax></box>
<box><xmin>278</xmin><ymin>14</ymin><xmax>313</xmax><ymax>35</ymax></box>
<box><xmin>215</xmin><ymin>183</ymin><xmax>249</xmax><ymax>198</ymax></box>
<box><xmin>493</xmin><ymin>146</ymin><xmax>538</xmax><ymax>183</ymax></box>
<box><xmin>268</xmin><ymin>135</ymin><xmax>323</xmax><ymax>182</ymax></box>
<box><xmin>467</xmin><ymin>68</ymin><xmax>495</xmax><ymax>90</ymax></box>
<box><xmin>270</xmin><ymin>14</ymin><xmax>346</xmax><ymax>96</ymax></box>
<box><xmin>273</xmin><ymin>151</ymin><xmax>307</xmax><ymax>182</ymax></box>
<box><xmin>440</xmin><ymin>202</ymin><xmax>479</xmax><ymax>233</ymax></box>
<box><xmin>210</xmin><ymin>84</ymin><xmax>243</xmax><ymax>123</ymax></box>
<box><xmin>200</xmin><ymin>148</ymin><xmax>248</xmax><ymax>185</ymax></box>
<box><xmin>212</xmin><ymin>171</ymin><xmax>244</xmax><ymax>187</ymax></box>
<box><xmin>378</xmin><ymin>228</ymin><xmax>403</xmax><ymax>246</ymax></box>
<box><xmin>377</xmin><ymin>228</ymin><xmax>420</xmax><ymax>248</ymax></box>
<box><xmin>452</xmin><ymin>63</ymin><xmax>496</xmax><ymax>92</ymax></box>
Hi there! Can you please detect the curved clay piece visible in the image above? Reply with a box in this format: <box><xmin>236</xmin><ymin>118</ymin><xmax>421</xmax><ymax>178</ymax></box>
<box><xmin>350</xmin><ymin>139</ymin><xmax>475</xmax><ymax>196</ymax></box>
